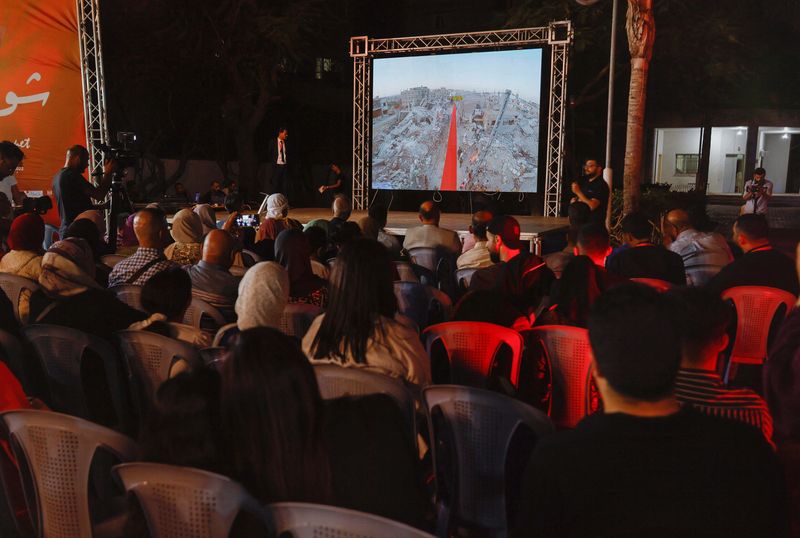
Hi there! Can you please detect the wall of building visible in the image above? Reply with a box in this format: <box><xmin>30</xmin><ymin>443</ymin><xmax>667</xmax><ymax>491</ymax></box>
<box><xmin>760</xmin><ymin>133</ymin><xmax>791</xmax><ymax>193</ymax></box>
<box><xmin>653</xmin><ymin>128</ymin><xmax>701</xmax><ymax>188</ymax></box>
<box><xmin>707</xmin><ymin>127</ymin><xmax>747</xmax><ymax>194</ymax></box>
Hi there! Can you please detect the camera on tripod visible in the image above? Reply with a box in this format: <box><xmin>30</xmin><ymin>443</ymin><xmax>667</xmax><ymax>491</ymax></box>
<box><xmin>97</xmin><ymin>132</ymin><xmax>139</xmax><ymax>174</ymax></box>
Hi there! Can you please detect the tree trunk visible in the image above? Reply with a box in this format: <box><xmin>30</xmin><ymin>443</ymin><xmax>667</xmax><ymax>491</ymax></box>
<box><xmin>622</xmin><ymin>0</ymin><xmax>655</xmax><ymax>214</ymax></box>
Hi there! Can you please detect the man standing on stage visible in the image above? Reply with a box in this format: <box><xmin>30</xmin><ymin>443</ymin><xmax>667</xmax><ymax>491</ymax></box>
<box><xmin>318</xmin><ymin>162</ymin><xmax>345</xmax><ymax>206</ymax></box>
<box><xmin>267</xmin><ymin>127</ymin><xmax>289</xmax><ymax>197</ymax></box>
<box><xmin>52</xmin><ymin>145</ymin><xmax>116</xmax><ymax>237</ymax></box>
<box><xmin>742</xmin><ymin>167</ymin><xmax>773</xmax><ymax>215</ymax></box>
<box><xmin>570</xmin><ymin>159</ymin><xmax>609</xmax><ymax>225</ymax></box>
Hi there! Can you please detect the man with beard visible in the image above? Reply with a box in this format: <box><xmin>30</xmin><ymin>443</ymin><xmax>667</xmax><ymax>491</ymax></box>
<box><xmin>52</xmin><ymin>145</ymin><xmax>115</xmax><ymax>237</ymax></box>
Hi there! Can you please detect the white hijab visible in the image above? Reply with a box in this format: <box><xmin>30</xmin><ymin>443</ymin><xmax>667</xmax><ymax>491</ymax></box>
<box><xmin>235</xmin><ymin>262</ymin><xmax>290</xmax><ymax>331</ymax></box>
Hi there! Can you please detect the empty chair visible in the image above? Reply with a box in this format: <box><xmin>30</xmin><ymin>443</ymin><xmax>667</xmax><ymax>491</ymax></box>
<box><xmin>111</xmin><ymin>284</ymin><xmax>143</xmax><ymax>311</ymax></box>
<box><xmin>423</xmin><ymin>321</ymin><xmax>524</xmax><ymax>388</ymax></box>
<box><xmin>522</xmin><ymin>326</ymin><xmax>596</xmax><ymax>429</ymax></box>
<box><xmin>114</xmin><ymin>462</ymin><xmax>265</xmax><ymax>538</ymax></box>
<box><xmin>280</xmin><ymin>303</ymin><xmax>323</xmax><ymax>338</ymax></box>
<box><xmin>100</xmin><ymin>254</ymin><xmax>128</xmax><ymax>268</ymax></box>
<box><xmin>267</xmin><ymin>502</ymin><xmax>435</xmax><ymax>538</ymax></box>
<box><xmin>0</xmin><ymin>410</ymin><xmax>137</xmax><ymax>538</ymax></box>
<box><xmin>422</xmin><ymin>385</ymin><xmax>553</xmax><ymax>537</ymax></box>
<box><xmin>0</xmin><ymin>273</ymin><xmax>39</xmax><ymax>323</ymax></box>
<box><xmin>22</xmin><ymin>324</ymin><xmax>131</xmax><ymax>430</ymax></box>
<box><xmin>183</xmin><ymin>297</ymin><xmax>227</xmax><ymax>332</ymax></box>
<box><xmin>212</xmin><ymin>322</ymin><xmax>239</xmax><ymax>347</ymax></box>
<box><xmin>394</xmin><ymin>281</ymin><xmax>452</xmax><ymax>330</ymax></box>
<box><xmin>723</xmin><ymin>286</ymin><xmax>796</xmax><ymax>366</ymax></box>
<box><xmin>630</xmin><ymin>277</ymin><xmax>674</xmax><ymax>292</ymax></box>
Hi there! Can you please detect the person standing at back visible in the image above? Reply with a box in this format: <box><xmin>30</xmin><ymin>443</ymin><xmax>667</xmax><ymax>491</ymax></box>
<box><xmin>742</xmin><ymin>167</ymin><xmax>773</xmax><ymax>216</ymax></box>
<box><xmin>267</xmin><ymin>127</ymin><xmax>290</xmax><ymax>197</ymax></box>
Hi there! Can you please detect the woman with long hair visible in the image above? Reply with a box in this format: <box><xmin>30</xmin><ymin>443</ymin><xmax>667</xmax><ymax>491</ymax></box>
<box><xmin>302</xmin><ymin>238</ymin><xmax>430</xmax><ymax>386</ymax></box>
<box><xmin>536</xmin><ymin>255</ymin><xmax>605</xmax><ymax>328</ymax></box>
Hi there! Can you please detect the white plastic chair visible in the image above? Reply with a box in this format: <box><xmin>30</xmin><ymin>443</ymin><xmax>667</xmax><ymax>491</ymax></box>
<box><xmin>280</xmin><ymin>303</ymin><xmax>323</xmax><ymax>338</ymax></box>
<box><xmin>267</xmin><ymin>502</ymin><xmax>435</xmax><ymax>538</ymax></box>
<box><xmin>212</xmin><ymin>322</ymin><xmax>239</xmax><ymax>347</ymax></box>
<box><xmin>0</xmin><ymin>273</ymin><xmax>39</xmax><ymax>323</ymax></box>
<box><xmin>100</xmin><ymin>254</ymin><xmax>128</xmax><ymax>268</ymax></box>
<box><xmin>408</xmin><ymin>247</ymin><xmax>440</xmax><ymax>273</ymax></box>
<box><xmin>183</xmin><ymin>297</ymin><xmax>227</xmax><ymax>331</ymax></box>
<box><xmin>455</xmin><ymin>268</ymin><xmax>478</xmax><ymax>289</ymax></box>
<box><xmin>114</xmin><ymin>462</ymin><xmax>264</xmax><ymax>538</ymax></box>
<box><xmin>523</xmin><ymin>325</ymin><xmax>596</xmax><ymax>429</ymax></box>
<box><xmin>630</xmin><ymin>277</ymin><xmax>674</xmax><ymax>292</ymax></box>
<box><xmin>722</xmin><ymin>286</ymin><xmax>796</xmax><ymax>365</ymax></box>
<box><xmin>423</xmin><ymin>321</ymin><xmax>524</xmax><ymax>388</ymax></box>
<box><xmin>393</xmin><ymin>261</ymin><xmax>420</xmax><ymax>283</ymax></box>
<box><xmin>0</xmin><ymin>410</ymin><xmax>137</xmax><ymax>538</ymax></box>
<box><xmin>422</xmin><ymin>386</ymin><xmax>553</xmax><ymax>537</ymax></box>
<box><xmin>111</xmin><ymin>284</ymin><xmax>144</xmax><ymax>311</ymax></box>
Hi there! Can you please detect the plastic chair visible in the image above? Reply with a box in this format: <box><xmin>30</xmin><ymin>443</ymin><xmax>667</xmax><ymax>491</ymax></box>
<box><xmin>423</xmin><ymin>322</ymin><xmax>524</xmax><ymax>389</ymax></box>
<box><xmin>0</xmin><ymin>274</ymin><xmax>39</xmax><ymax>323</ymax></box>
<box><xmin>722</xmin><ymin>285</ymin><xmax>796</xmax><ymax>365</ymax></box>
<box><xmin>267</xmin><ymin>502</ymin><xmax>435</xmax><ymax>538</ymax></box>
<box><xmin>0</xmin><ymin>410</ymin><xmax>137</xmax><ymax>538</ymax></box>
<box><xmin>100</xmin><ymin>254</ymin><xmax>128</xmax><ymax>268</ymax></box>
<box><xmin>455</xmin><ymin>268</ymin><xmax>478</xmax><ymax>289</ymax></box>
<box><xmin>422</xmin><ymin>385</ymin><xmax>553</xmax><ymax>537</ymax></box>
<box><xmin>111</xmin><ymin>284</ymin><xmax>144</xmax><ymax>311</ymax></box>
<box><xmin>212</xmin><ymin>322</ymin><xmax>239</xmax><ymax>347</ymax></box>
<box><xmin>408</xmin><ymin>247</ymin><xmax>440</xmax><ymax>273</ymax></box>
<box><xmin>522</xmin><ymin>326</ymin><xmax>596</xmax><ymax>429</ymax></box>
<box><xmin>393</xmin><ymin>261</ymin><xmax>420</xmax><ymax>283</ymax></box>
<box><xmin>114</xmin><ymin>462</ymin><xmax>265</xmax><ymax>538</ymax></box>
<box><xmin>280</xmin><ymin>303</ymin><xmax>323</xmax><ymax>338</ymax></box>
<box><xmin>0</xmin><ymin>329</ymin><xmax>31</xmax><ymax>394</ymax></box>
<box><xmin>630</xmin><ymin>277</ymin><xmax>674</xmax><ymax>292</ymax></box>
<box><xmin>241</xmin><ymin>249</ymin><xmax>261</xmax><ymax>264</ymax></box>
<box><xmin>199</xmin><ymin>347</ymin><xmax>228</xmax><ymax>368</ymax></box>
<box><xmin>22</xmin><ymin>324</ymin><xmax>132</xmax><ymax>431</ymax></box>
<box><xmin>115</xmin><ymin>330</ymin><xmax>202</xmax><ymax>408</ymax></box>
<box><xmin>394</xmin><ymin>281</ymin><xmax>452</xmax><ymax>330</ymax></box>
<box><xmin>183</xmin><ymin>297</ymin><xmax>227</xmax><ymax>331</ymax></box>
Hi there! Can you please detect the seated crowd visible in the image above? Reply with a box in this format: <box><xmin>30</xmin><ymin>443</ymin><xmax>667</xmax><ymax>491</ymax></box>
<box><xmin>0</xmin><ymin>182</ymin><xmax>798</xmax><ymax>537</ymax></box>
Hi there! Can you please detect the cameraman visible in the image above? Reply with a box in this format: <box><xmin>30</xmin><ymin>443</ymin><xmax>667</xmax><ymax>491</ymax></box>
<box><xmin>742</xmin><ymin>167</ymin><xmax>773</xmax><ymax>215</ymax></box>
<box><xmin>52</xmin><ymin>145</ymin><xmax>116</xmax><ymax>237</ymax></box>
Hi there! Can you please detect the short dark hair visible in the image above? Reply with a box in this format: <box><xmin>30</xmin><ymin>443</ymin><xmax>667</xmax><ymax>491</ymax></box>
<box><xmin>141</xmin><ymin>267</ymin><xmax>193</xmax><ymax>320</ymax></box>
<box><xmin>277</xmin><ymin>126</ymin><xmax>288</xmax><ymax>134</ymax></box>
<box><xmin>224</xmin><ymin>193</ymin><xmax>243</xmax><ymax>213</ymax></box>
<box><xmin>419</xmin><ymin>201</ymin><xmax>440</xmax><ymax>221</ymax></box>
<box><xmin>588</xmin><ymin>284</ymin><xmax>681</xmax><ymax>401</ymax></box>
<box><xmin>664</xmin><ymin>287</ymin><xmax>733</xmax><ymax>363</ymax></box>
<box><xmin>67</xmin><ymin>145</ymin><xmax>89</xmax><ymax>159</ymax></box>
<box><xmin>577</xmin><ymin>222</ymin><xmax>609</xmax><ymax>256</ymax></box>
<box><xmin>620</xmin><ymin>212</ymin><xmax>652</xmax><ymax>240</ymax></box>
<box><xmin>368</xmin><ymin>204</ymin><xmax>388</xmax><ymax>227</ymax></box>
<box><xmin>304</xmin><ymin>225</ymin><xmax>327</xmax><ymax>253</ymax></box>
<box><xmin>753</xmin><ymin>167</ymin><xmax>766</xmax><ymax>175</ymax></box>
<box><xmin>734</xmin><ymin>213</ymin><xmax>769</xmax><ymax>241</ymax></box>
<box><xmin>0</xmin><ymin>141</ymin><xmax>24</xmax><ymax>162</ymax></box>
<box><xmin>470</xmin><ymin>211</ymin><xmax>492</xmax><ymax>241</ymax></box>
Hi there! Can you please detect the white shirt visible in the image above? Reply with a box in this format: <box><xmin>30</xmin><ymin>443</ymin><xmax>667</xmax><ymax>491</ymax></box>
<box><xmin>276</xmin><ymin>138</ymin><xmax>287</xmax><ymax>165</ymax></box>
<box><xmin>742</xmin><ymin>179</ymin><xmax>773</xmax><ymax>215</ymax></box>
<box><xmin>0</xmin><ymin>175</ymin><xmax>17</xmax><ymax>203</ymax></box>
<box><xmin>402</xmin><ymin>224</ymin><xmax>462</xmax><ymax>254</ymax></box>
<box><xmin>456</xmin><ymin>240</ymin><xmax>494</xmax><ymax>270</ymax></box>
<box><xmin>668</xmin><ymin>228</ymin><xmax>733</xmax><ymax>287</ymax></box>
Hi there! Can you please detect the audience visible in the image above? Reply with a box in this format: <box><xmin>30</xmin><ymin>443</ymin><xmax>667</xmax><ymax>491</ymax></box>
<box><xmin>544</xmin><ymin>201</ymin><xmax>591</xmax><ymax>278</ymax></box>
<box><xmin>402</xmin><ymin>200</ymin><xmax>461</xmax><ymax>255</ymax></box>
<box><xmin>0</xmin><ymin>213</ymin><xmax>44</xmax><ymax>280</ymax></box>
<box><xmin>329</xmin><ymin>194</ymin><xmax>352</xmax><ymax>237</ymax></box>
<box><xmin>514</xmin><ymin>284</ymin><xmax>785</xmax><ymax>537</ymax></box>
<box><xmin>304</xmin><ymin>225</ymin><xmax>330</xmax><ymax>279</ymax></box>
<box><xmin>368</xmin><ymin>203</ymin><xmax>401</xmax><ymax>255</ymax></box>
<box><xmin>453</xmin><ymin>289</ymin><xmax>531</xmax><ymax>330</ymax></box>
<box><xmin>164</xmin><ymin>208</ymin><xmax>204</xmax><ymax>266</ymax></box>
<box><xmin>199</xmin><ymin>180</ymin><xmax>226</xmax><ymax>206</ymax></box>
<box><xmin>708</xmin><ymin>213</ymin><xmax>799</xmax><ymax>296</ymax></box>
<box><xmin>536</xmin><ymin>255</ymin><xmax>605</xmax><ymax>328</ymax></box>
<box><xmin>235</xmin><ymin>261</ymin><xmax>290</xmax><ymax>331</ymax></box>
<box><xmin>666</xmin><ymin>286</ymin><xmax>773</xmax><ymax>444</ymax></box>
<box><xmin>129</xmin><ymin>267</ymin><xmax>211</xmax><ymax>348</ymax></box>
<box><xmin>222</xmin><ymin>328</ymin><xmax>428</xmax><ymax>526</ymax></box>
<box><xmin>116</xmin><ymin>213</ymin><xmax>138</xmax><ymax>256</ymax></box>
<box><xmin>184</xmin><ymin>229</ymin><xmax>241</xmax><ymax>322</ymax></box>
<box><xmin>109</xmin><ymin>208</ymin><xmax>176</xmax><ymax>287</ymax></box>
<box><xmin>64</xmin><ymin>218</ymin><xmax>111</xmax><ymax>287</ymax></box>
<box><xmin>74</xmin><ymin>210</ymin><xmax>111</xmax><ymax>253</ymax></box>
<box><xmin>275</xmin><ymin>228</ymin><xmax>328</xmax><ymax>307</ymax></box>
<box><xmin>575</xmin><ymin>222</ymin><xmax>612</xmax><ymax>267</ymax></box>
<box><xmin>456</xmin><ymin>210</ymin><xmax>495</xmax><ymax>270</ymax></box>
<box><xmin>662</xmin><ymin>208</ymin><xmax>733</xmax><ymax>286</ymax></box>
<box><xmin>193</xmin><ymin>203</ymin><xmax>217</xmax><ymax>236</ymax></box>
<box><xmin>303</xmin><ymin>238</ymin><xmax>431</xmax><ymax>386</ymax></box>
<box><xmin>605</xmin><ymin>211</ymin><xmax>686</xmax><ymax>285</ymax></box>
<box><xmin>256</xmin><ymin>193</ymin><xmax>300</xmax><ymax>241</ymax></box>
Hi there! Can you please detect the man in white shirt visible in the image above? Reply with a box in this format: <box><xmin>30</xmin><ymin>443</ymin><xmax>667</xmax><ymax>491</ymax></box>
<box><xmin>741</xmin><ymin>167</ymin><xmax>773</xmax><ymax>215</ymax></box>
<box><xmin>662</xmin><ymin>209</ymin><xmax>733</xmax><ymax>287</ymax></box>
<box><xmin>402</xmin><ymin>200</ymin><xmax>462</xmax><ymax>255</ymax></box>
<box><xmin>268</xmin><ymin>127</ymin><xmax>289</xmax><ymax>196</ymax></box>
<box><xmin>457</xmin><ymin>210</ymin><xmax>495</xmax><ymax>269</ymax></box>
<box><xmin>0</xmin><ymin>141</ymin><xmax>26</xmax><ymax>215</ymax></box>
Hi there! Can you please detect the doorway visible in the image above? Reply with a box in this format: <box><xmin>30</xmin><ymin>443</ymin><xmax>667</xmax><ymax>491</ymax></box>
<box><xmin>723</xmin><ymin>154</ymin><xmax>745</xmax><ymax>193</ymax></box>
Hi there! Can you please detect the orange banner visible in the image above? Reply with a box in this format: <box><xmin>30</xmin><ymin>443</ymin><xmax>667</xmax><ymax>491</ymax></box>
<box><xmin>0</xmin><ymin>0</ymin><xmax>87</xmax><ymax>199</ymax></box>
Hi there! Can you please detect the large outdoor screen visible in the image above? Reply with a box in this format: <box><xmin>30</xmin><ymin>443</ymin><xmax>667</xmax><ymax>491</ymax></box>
<box><xmin>371</xmin><ymin>48</ymin><xmax>543</xmax><ymax>193</ymax></box>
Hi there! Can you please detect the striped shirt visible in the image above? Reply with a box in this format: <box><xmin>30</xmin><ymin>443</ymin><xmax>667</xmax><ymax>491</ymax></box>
<box><xmin>108</xmin><ymin>247</ymin><xmax>177</xmax><ymax>287</ymax></box>
<box><xmin>675</xmin><ymin>368</ymin><xmax>773</xmax><ymax>445</ymax></box>
<box><xmin>667</xmin><ymin>229</ymin><xmax>733</xmax><ymax>287</ymax></box>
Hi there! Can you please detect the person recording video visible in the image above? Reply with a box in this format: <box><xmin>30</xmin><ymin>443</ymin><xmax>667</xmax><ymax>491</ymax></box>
<box><xmin>741</xmin><ymin>167</ymin><xmax>773</xmax><ymax>215</ymax></box>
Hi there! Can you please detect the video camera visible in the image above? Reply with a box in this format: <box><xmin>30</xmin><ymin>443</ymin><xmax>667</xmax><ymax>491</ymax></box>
<box><xmin>747</xmin><ymin>182</ymin><xmax>765</xmax><ymax>195</ymax></box>
<box><xmin>96</xmin><ymin>132</ymin><xmax>139</xmax><ymax>172</ymax></box>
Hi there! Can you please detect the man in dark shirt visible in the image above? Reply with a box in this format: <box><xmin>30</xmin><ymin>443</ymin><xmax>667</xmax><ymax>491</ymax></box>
<box><xmin>708</xmin><ymin>213</ymin><xmax>799</xmax><ymax>296</ymax></box>
<box><xmin>52</xmin><ymin>145</ymin><xmax>115</xmax><ymax>237</ymax></box>
<box><xmin>570</xmin><ymin>159</ymin><xmax>609</xmax><ymax>225</ymax></box>
<box><xmin>513</xmin><ymin>284</ymin><xmax>786</xmax><ymax>538</ymax></box>
<box><xmin>606</xmin><ymin>212</ymin><xmax>686</xmax><ymax>285</ymax></box>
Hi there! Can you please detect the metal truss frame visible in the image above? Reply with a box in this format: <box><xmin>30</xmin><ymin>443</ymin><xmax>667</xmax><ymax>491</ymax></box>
<box><xmin>350</xmin><ymin>21</ymin><xmax>572</xmax><ymax>215</ymax></box>
<box><xmin>76</xmin><ymin>0</ymin><xmax>109</xmax><ymax>174</ymax></box>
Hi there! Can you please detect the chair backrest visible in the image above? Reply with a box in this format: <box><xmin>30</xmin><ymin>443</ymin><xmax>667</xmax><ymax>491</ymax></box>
<box><xmin>111</xmin><ymin>284</ymin><xmax>144</xmax><ymax>311</ymax></box>
<box><xmin>314</xmin><ymin>364</ymin><xmax>418</xmax><ymax>449</ymax></box>
<box><xmin>408</xmin><ymin>247</ymin><xmax>440</xmax><ymax>273</ymax></box>
<box><xmin>394</xmin><ymin>281</ymin><xmax>452</xmax><ymax>330</ymax></box>
<box><xmin>100</xmin><ymin>254</ymin><xmax>128</xmax><ymax>268</ymax></box>
<box><xmin>199</xmin><ymin>347</ymin><xmax>228</xmax><ymax>368</ymax></box>
<box><xmin>212</xmin><ymin>322</ymin><xmax>239</xmax><ymax>347</ymax></box>
<box><xmin>267</xmin><ymin>502</ymin><xmax>435</xmax><ymax>538</ymax></box>
<box><xmin>116</xmin><ymin>330</ymin><xmax>202</xmax><ymax>406</ymax></box>
<box><xmin>241</xmin><ymin>249</ymin><xmax>261</xmax><ymax>264</ymax></box>
<box><xmin>455</xmin><ymin>268</ymin><xmax>478</xmax><ymax>289</ymax></box>
<box><xmin>630</xmin><ymin>277</ymin><xmax>674</xmax><ymax>292</ymax></box>
<box><xmin>523</xmin><ymin>326</ymin><xmax>595</xmax><ymax>429</ymax></box>
<box><xmin>22</xmin><ymin>324</ymin><xmax>129</xmax><ymax>429</ymax></box>
<box><xmin>722</xmin><ymin>285</ymin><xmax>797</xmax><ymax>365</ymax></box>
<box><xmin>114</xmin><ymin>462</ymin><xmax>260</xmax><ymax>538</ymax></box>
<box><xmin>423</xmin><ymin>322</ymin><xmax>524</xmax><ymax>388</ymax></box>
<box><xmin>0</xmin><ymin>274</ymin><xmax>39</xmax><ymax>323</ymax></box>
<box><xmin>422</xmin><ymin>385</ymin><xmax>553</xmax><ymax>534</ymax></box>
<box><xmin>393</xmin><ymin>261</ymin><xmax>420</xmax><ymax>283</ymax></box>
<box><xmin>183</xmin><ymin>297</ymin><xmax>227</xmax><ymax>331</ymax></box>
<box><xmin>0</xmin><ymin>329</ymin><xmax>30</xmax><ymax>393</ymax></box>
<box><xmin>1</xmin><ymin>410</ymin><xmax>137</xmax><ymax>538</ymax></box>
<box><xmin>279</xmin><ymin>303</ymin><xmax>323</xmax><ymax>338</ymax></box>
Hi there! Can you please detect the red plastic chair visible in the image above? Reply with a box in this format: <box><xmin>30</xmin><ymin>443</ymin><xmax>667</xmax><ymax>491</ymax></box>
<box><xmin>630</xmin><ymin>277</ymin><xmax>674</xmax><ymax>292</ymax></box>
<box><xmin>722</xmin><ymin>286</ymin><xmax>796</xmax><ymax>366</ymax></box>
<box><xmin>522</xmin><ymin>326</ymin><xmax>597</xmax><ymax>429</ymax></box>
<box><xmin>423</xmin><ymin>321</ymin><xmax>523</xmax><ymax>388</ymax></box>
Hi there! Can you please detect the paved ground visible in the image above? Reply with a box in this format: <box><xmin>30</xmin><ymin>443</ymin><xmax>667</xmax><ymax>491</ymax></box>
<box><xmin>708</xmin><ymin>205</ymin><xmax>799</xmax><ymax>259</ymax></box>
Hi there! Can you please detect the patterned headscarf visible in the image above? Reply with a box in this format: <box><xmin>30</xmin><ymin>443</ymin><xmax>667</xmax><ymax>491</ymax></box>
<box><xmin>39</xmin><ymin>238</ymin><xmax>100</xmax><ymax>297</ymax></box>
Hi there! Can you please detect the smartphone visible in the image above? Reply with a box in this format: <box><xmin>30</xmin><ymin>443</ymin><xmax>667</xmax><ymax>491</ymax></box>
<box><xmin>235</xmin><ymin>213</ymin><xmax>260</xmax><ymax>227</ymax></box>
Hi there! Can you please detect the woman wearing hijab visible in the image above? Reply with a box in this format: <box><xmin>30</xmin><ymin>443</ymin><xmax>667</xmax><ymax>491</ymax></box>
<box><xmin>193</xmin><ymin>204</ymin><xmax>217</xmax><ymax>236</ymax></box>
<box><xmin>64</xmin><ymin>219</ymin><xmax>111</xmax><ymax>288</ymax></box>
<box><xmin>74</xmin><ymin>210</ymin><xmax>112</xmax><ymax>255</ymax></box>
<box><xmin>235</xmin><ymin>262</ymin><xmax>290</xmax><ymax>331</ymax></box>
<box><xmin>164</xmin><ymin>208</ymin><xmax>204</xmax><ymax>266</ymax></box>
<box><xmin>116</xmin><ymin>213</ymin><xmax>139</xmax><ymax>256</ymax></box>
<box><xmin>29</xmin><ymin>238</ymin><xmax>145</xmax><ymax>339</ymax></box>
<box><xmin>256</xmin><ymin>193</ymin><xmax>300</xmax><ymax>242</ymax></box>
<box><xmin>0</xmin><ymin>213</ymin><xmax>45</xmax><ymax>280</ymax></box>
<box><xmin>274</xmin><ymin>228</ymin><xmax>328</xmax><ymax>307</ymax></box>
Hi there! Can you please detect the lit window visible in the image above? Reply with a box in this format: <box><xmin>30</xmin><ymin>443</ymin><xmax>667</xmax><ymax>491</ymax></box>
<box><xmin>675</xmin><ymin>154</ymin><xmax>700</xmax><ymax>175</ymax></box>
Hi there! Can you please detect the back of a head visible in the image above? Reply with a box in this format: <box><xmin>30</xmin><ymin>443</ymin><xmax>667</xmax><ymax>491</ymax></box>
<box><xmin>588</xmin><ymin>284</ymin><xmax>681</xmax><ymax>401</ymax></box>
<box><xmin>577</xmin><ymin>222</ymin><xmax>609</xmax><ymax>259</ymax></box>
<box><xmin>419</xmin><ymin>200</ymin><xmax>440</xmax><ymax>224</ymax></box>
<box><xmin>8</xmin><ymin>212</ymin><xmax>45</xmax><ymax>252</ymax></box>
<box><xmin>368</xmin><ymin>203</ymin><xmax>388</xmax><ymax>227</ymax></box>
<box><xmin>224</xmin><ymin>193</ymin><xmax>243</xmax><ymax>213</ymax></box>
<box><xmin>67</xmin><ymin>144</ymin><xmax>89</xmax><ymax>160</ymax></box>
<box><xmin>303</xmin><ymin>225</ymin><xmax>328</xmax><ymax>253</ymax></box>
<box><xmin>141</xmin><ymin>267</ymin><xmax>193</xmax><ymax>321</ymax></box>
<box><xmin>664</xmin><ymin>286</ymin><xmax>733</xmax><ymax>365</ymax></box>
<box><xmin>221</xmin><ymin>327</ymin><xmax>331</xmax><ymax>503</ymax></box>
<box><xmin>734</xmin><ymin>213</ymin><xmax>769</xmax><ymax>242</ymax></box>
<box><xmin>555</xmin><ymin>255</ymin><xmax>603</xmax><ymax>326</ymax></box>
<box><xmin>620</xmin><ymin>212</ymin><xmax>653</xmax><ymax>241</ymax></box>
<box><xmin>64</xmin><ymin>219</ymin><xmax>100</xmax><ymax>257</ymax></box>
<box><xmin>202</xmin><ymin>229</ymin><xmax>236</xmax><ymax>268</ymax></box>
<box><xmin>666</xmin><ymin>208</ymin><xmax>692</xmax><ymax>231</ymax></box>
<box><xmin>470</xmin><ymin>210</ymin><xmax>493</xmax><ymax>241</ymax></box>
<box><xmin>331</xmin><ymin>221</ymin><xmax>362</xmax><ymax>248</ymax></box>
<box><xmin>332</xmin><ymin>194</ymin><xmax>351</xmax><ymax>220</ymax></box>
<box><xmin>0</xmin><ymin>140</ymin><xmax>24</xmax><ymax>162</ymax></box>
<box><xmin>357</xmin><ymin>215</ymin><xmax>380</xmax><ymax>240</ymax></box>
<box><xmin>134</xmin><ymin>208</ymin><xmax>167</xmax><ymax>247</ymax></box>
